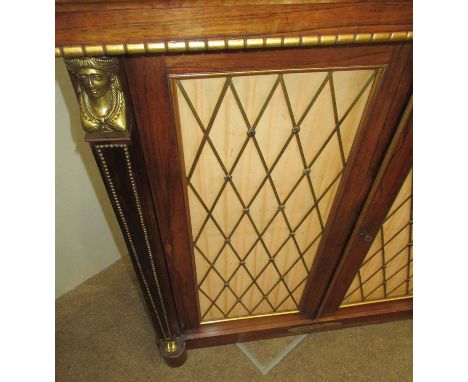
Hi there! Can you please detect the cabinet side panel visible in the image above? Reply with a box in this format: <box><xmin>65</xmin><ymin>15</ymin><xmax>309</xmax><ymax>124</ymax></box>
<box><xmin>124</xmin><ymin>56</ymin><xmax>201</xmax><ymax>329</ymax></box>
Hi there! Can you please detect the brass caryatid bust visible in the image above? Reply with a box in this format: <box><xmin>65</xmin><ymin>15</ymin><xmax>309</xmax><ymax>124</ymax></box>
<box><xmin>65</xmin><ymin>57</ymin><xmax>127</xmax><ymax>134</ymax></box>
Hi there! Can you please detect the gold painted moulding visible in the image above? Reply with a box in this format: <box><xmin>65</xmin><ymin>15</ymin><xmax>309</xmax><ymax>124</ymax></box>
<box><xmin>55</xmin><ymin>31</ymin><xmax>413</xmax><ymax>58</ymax></box>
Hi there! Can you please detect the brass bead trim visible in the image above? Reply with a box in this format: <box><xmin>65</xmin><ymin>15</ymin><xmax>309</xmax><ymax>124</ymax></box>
<box><xmin>201</xmin><ymin>309</ymin><xmax>299</xmax><ymax>325</ymax></box>
<box><xmin>340</xmin><ymin>295</ymin><xmax>412</xmax><ymax>309</ymax></box>
<box><xmin>95</xmin><ymin>144</ymin><xmax>172</xmax><ymax>340</ymax></box>
<box><xmin>56</xmin><ymin>31</ymin><xmax>412</xmax><ymax>57</ymax></box>
<box><xmin>121</xmin><ymin>145</ymin><xmax>173</xmax><ymax>338</ymax></box>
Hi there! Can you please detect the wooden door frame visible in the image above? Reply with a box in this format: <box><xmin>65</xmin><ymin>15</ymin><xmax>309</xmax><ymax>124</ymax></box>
<box><xmin>317</xmin><ymin>98</ymin><xmax>413</xmax><ymax>317</ymax></box>
<box><xmin>184</xmin><ymin>297</ymin><xmax>412</xmax><ymax>348</ymax></box>
<box><xmin>124</xmin><ymin>56</ymin><xmax>202</xmax><ymax>330</ymax></box>
<box><xmin>179</xmin><ymin>97</ymin><xmax>413</xmax><ymax>349</ymax></box>
<box><xmin>299</xmin><ymin>44</ymin><xmax>412</xmax><ymax>317</ymax></box>
<box><xmin>123</xmin><ymin>42</ymin><xmax>412</xmax><ymax>338</ymax></box>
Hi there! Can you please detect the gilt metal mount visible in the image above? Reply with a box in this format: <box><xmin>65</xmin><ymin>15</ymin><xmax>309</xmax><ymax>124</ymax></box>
<box><xmin>65</xmin><ymin>56</ymin><xmax>129</xmax><ymax>139</ymax></box>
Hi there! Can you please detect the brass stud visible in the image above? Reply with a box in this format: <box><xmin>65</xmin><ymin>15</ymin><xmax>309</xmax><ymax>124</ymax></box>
<box><xmin>188</xmin><ymin>41</ymin><xmax>206</xmax><ymax>51</ymax></box>
<box><xmin>390</xmin><ymin>31</ymin><xmax>408</xmax><ymax>41</ymax></box>
<box><xmin>84</xmin><ymin>45</ymin><xmax>104</xmax><ymax>56</ymax></box>
<box><xmin>247</xmin><ymin>128</ymin><xmax>256</xmax><ymax>137</ymax></box>
<box><xmin>243</xmin><ymin>207</ymin><xmax>250</xmax><ymax>214</ymax></box>
<box><xmin>319</xmin><ymin>35</ymin><xmax>337</xmax><ymax>45</ymax></box>
<box><xmin>372</xmin><ymin>32</ymin><xmax>391</xmax><ymax>42</ymax></box>
<box><xmin>283</xmin><ymin>37</ymin><xmax>300</xmax><ymax>47</ymax></box>
<box><xmin>146</xmin><ymin>42</ymin><xmax>166</xmax><ymax>53</ymax></box>
<box><xmin>278</xmin><ymin>204</ymin><xmax>285</xmax><ymax>211</ymax></box>
<box><xmin>105</xmin><ymin>44</ymin><xmax>126</xmax><ymax>55</ymax></box>
<box><xmin>207</xmin><ymin>40</ymin><xmax>226</xmax><ymax>50</ymax></box>
<box><xmin>265</xmin><ymin>37</ymin><xmax>282</xmax><ymax>48</ymax></box>
<box><xmin>301</xmin><ymin>36</ymin><xmax>319</xmax><ymax>46</ymax></box>
<box><xmin>227</xmin><ymin>39</ymin><xmax>245</xmax><ymax>49</ymax></box>
<box><xmin>304</xmin><ymin>168</ymin><xmax>311</xmax><ymax>175</ymax></box>
<box><xmin>168</xmin><ymin>41</ymin><xmax>187</xmax><ymax>52</ymax></box>
<box><xmin>224</xmin><ymin>174</ymin><xmax>232</xmax><ymax>181</ymax></box>
<box><xmin>336</xmin><ymin>34</ymin><xmax>355</xmax><ymax>44</ymax></box>
<box><xmin>246</xmin><ymin>38</ymin><xmax>264</xmax><ymax>49</ymax></box>
<box><xmin>62</xmin><ymin>45</ymin><xmax>84</xmax><ymax>58</ymax></box>
<box><xmin>292</xmin><ymin>126</ymin><xmax>300</xmax><ymax>134</ymax></box>
<box><xmin>126</xmin><ymin>43</ymin><xmax>145</xmax><ymax>54</ymax></box>
<box><xmin>355</xmin><ymin>33</ymin><xmax>372</xmax><ymax>43</ymax></box>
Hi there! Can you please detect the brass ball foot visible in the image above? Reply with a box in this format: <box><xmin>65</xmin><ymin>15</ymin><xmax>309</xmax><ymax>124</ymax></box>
<box><xmin>159</xmin><ymin>338</ymin><xmax>187</xmax><ymax>367</ymax></box>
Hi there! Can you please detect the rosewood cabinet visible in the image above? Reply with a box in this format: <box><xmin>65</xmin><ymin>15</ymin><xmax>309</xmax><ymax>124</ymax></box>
<box><xmin>56</xmin><ymin>0</ymin><xmax>413</xmax><ymax>367</ymax></box>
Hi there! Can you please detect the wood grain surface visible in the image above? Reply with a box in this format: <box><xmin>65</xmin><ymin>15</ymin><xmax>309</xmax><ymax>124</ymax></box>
<box><xmin>184</xmin><ymin>297</ymin><xmax>412</xmax><ymax>348</ymax></box>
<box><xmin>299</xmin><ymin>43</ymin><xmax>412</xmax><ymax>317</ymax></box>
<box><xmin>318</xmin><ymin>100</ymin><xmax>412</xmax><ymax>315</ymax></box>
<box><xmin>56</xmin><ymin>1</ymin><xmax>412</xmax><ymax>46</ymax></box>
<box><xmin>124</xmin><ymin>56</ymin><xmax>201</xmax><ymax>330</ymax></box>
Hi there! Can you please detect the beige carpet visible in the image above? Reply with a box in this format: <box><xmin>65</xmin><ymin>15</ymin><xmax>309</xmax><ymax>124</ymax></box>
<box><xmin>56</xmin><ymin>258</ymin><xmax>412</xmax><ymax>381</ymax></box>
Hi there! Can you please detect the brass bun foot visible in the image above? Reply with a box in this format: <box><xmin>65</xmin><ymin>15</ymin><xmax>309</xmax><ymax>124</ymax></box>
<box><xmin>159</xmin><ymin>338</ymin><xmax>187</xmax><ymax>367</ymax></box>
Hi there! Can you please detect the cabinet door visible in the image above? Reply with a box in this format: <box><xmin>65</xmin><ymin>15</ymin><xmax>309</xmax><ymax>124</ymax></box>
<box><xmin>317</xmin><ymin>99</ymin><xmax>412</xmax><ymax>317</ymax></box>
<box><xmin>124</xmin><ymin>43</ymin><xmax>412</xmax><ymax>332</ymax></box>
<box><xmin>343</xmin><ymin>169</ymin><xmax>412</xmax><ymax>305</ymax></box>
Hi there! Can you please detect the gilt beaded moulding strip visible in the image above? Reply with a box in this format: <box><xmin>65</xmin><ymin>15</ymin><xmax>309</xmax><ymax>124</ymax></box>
<box><xmin>55</xmin><ymin>31</ymin><xmax>413</xmax><ymax>58</ymax></box>
<box><xmin>95</xmin><ymin>143</ymin><xmax>172</xmax><ymax>340</ymax></box>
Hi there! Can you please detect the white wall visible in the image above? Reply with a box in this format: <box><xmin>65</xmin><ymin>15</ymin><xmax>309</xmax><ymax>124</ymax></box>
<box><xmin>55</xmin><ymin>59</ymin><xmax>127</xmax><ymax>298</ymax></box>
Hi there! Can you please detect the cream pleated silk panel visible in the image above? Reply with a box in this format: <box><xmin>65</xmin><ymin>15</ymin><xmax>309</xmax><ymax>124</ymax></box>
<box><xmin>172</xmin><ymin>68</ymin><xmax>378</xmax><ymax>322</ymax></box>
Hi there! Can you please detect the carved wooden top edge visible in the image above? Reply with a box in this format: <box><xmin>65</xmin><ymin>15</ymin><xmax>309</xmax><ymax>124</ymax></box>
<box><xmin>56</xmin><ymin>0</ymin><xmax>413</xmax><ymax>9</ymax></box>
<box><xmin>55</xmin><ymin>31</ymin><xmax>413</xmax><ymax>58</ymax></box>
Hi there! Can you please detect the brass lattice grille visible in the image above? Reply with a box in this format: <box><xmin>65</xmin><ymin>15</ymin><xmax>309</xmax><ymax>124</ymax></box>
<box><xmin>341</xmin><ymin>170</ymin><xmax>413</xmax><ymax>306</ymax></box>
<box><xmin>172</xmin><ymin>68</ymin><xmax>378</xmax><ymax>322</ymax></box>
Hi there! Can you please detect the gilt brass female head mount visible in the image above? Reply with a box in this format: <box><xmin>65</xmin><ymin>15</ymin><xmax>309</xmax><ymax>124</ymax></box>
<box><xmin>65</xmin><ymin>57</ymin><xmax>128</xmax><ymax>135</ymax></box>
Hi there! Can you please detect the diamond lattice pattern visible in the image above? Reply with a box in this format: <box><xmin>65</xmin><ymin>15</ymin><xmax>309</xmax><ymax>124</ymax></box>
<box><xmin>341</xmin><ymin>170</ymin><xmax>413</xmax><ymax>306</ymax></box>
<box><xmin>173</xmin><ymin>68</ymin><xmax>377</xmax><ymax>322</ymax></box>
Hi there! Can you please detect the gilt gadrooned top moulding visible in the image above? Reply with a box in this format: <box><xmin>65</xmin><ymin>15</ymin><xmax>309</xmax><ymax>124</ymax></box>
<box><xmin>56</xmin><ymin>32</ymin><xmax>413</xmax><ymax>58</ymax></box>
